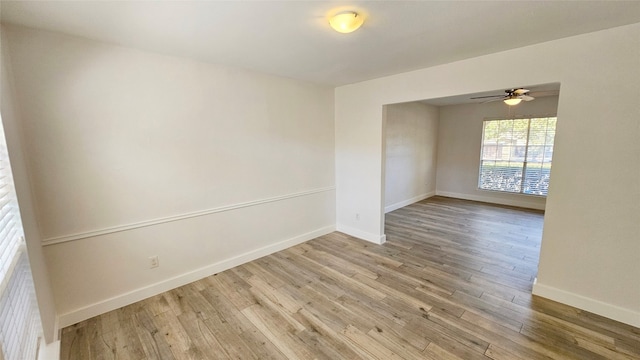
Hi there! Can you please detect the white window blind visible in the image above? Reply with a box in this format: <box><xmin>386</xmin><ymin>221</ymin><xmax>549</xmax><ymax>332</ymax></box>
<box><xmin>479</xmin><ymin>117</ymin><xmax>556</xmax><ymax>196</ymax></box>
<box><xmin>0</xmin><ymin>113</ymin><xmax>41</xmax><ymax>360</ymax></box>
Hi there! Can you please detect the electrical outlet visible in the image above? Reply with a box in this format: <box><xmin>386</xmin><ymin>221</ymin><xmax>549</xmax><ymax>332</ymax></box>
<box><xmin>149</xmin><ymin>255</ymin><xmax>159</xmax><ymax>268</ymax></box>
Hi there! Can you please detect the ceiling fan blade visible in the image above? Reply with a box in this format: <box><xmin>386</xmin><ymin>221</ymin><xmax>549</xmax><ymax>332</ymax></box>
<box><xmin>520</xmin><ymin>95</ymin><xmax>535</xmax><ymax>101</ymax></box>
<box><xmin>470</xmin><ymin>94</ymin><xmax>504</xmax><ymax>99</ymax></box>
<box><xmin>528</xmin><ymin>90</ymin><xmax>559</xmax><ymax>97</ymax></box>
<box><xmin>482</xmin><ymin>98</ymin><xmax>503</xmax><ymax>104</ymax></box>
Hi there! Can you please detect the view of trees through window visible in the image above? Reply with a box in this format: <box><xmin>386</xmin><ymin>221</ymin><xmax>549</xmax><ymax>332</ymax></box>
<box><xmin>479</xmin><ymin>117</ymin><xmax>557</xmax><ymax>196</ymax></box>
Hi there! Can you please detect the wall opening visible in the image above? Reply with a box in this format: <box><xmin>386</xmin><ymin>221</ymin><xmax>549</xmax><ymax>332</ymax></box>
<box><xmin>381</xmin><ymin>82</ymin><xmax>561</xmax><ymax>293</ymax></box>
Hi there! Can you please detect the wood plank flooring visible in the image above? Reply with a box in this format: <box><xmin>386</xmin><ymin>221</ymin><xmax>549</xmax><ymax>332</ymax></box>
<box><xmin>60</xmin><ymin>196</ymin><xmax>640</xmax><ymax>359</ymax></box>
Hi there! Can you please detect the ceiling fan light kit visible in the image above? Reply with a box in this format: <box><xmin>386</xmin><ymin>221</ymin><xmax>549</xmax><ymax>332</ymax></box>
<box><xmin>504</xmin><ymin>97</ymin><xmax>523</xmax><ymax>106</ymax></box>
<box><xmin>329</xmin><ymin>11</ymin><xmax>364</xmax><ymax>33</ymax></box>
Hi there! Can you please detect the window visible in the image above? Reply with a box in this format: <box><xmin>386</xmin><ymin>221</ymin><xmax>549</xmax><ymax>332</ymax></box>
<box><xmin>479</xmin><ymin>117</ymin><xmax>557</xmax><ymax>196</ymax></box>
<box><xmin>0</xmin><ymin>113</ymin><xmax>42</xmax><ymax>360</ymax></box>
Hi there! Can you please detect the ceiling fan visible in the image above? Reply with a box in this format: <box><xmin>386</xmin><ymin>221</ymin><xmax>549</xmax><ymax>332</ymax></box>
<box><xmin>471</xmin><ymin>88</ymin><xmax>535</xmax><ymax>105</ymax></box>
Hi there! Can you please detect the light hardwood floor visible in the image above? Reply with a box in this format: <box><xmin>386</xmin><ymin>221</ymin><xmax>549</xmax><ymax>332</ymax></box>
<box><xmin>60</xmin><ymin>196</ymin><xmax>640</xmax><ymax>359</ymax></box>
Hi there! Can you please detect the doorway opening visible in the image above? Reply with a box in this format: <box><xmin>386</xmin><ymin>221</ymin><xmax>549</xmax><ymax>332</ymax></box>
<box><xmin>381</xmin><ymin>82</ymin><xmax>561</xmax><ymax>291</ymax></box>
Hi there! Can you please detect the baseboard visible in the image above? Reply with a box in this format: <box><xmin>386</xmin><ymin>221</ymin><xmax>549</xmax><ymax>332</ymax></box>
<box><xmin>37</xmin><ymin>338</ymin><xmax>60</xmax><ymax>360</ymax></box>
<box><xmin>385</xmin><ymin>191</ymin><xmax>435</xmax><ymax>213</ymax></box>
<box><xmin>533</xmin><ymin>281</ymin><xmax>640</xmax><ymax>328</ymax></box>
<box><xmin>336</xmin><ymin>224</ymin><xmax>386</xmax><ymax>245</ymax></box>
<box><xmin>435</xmin><ymin>191</ymin><xmax>545</xmax><ymax>210</ymax></box>
<box><xmin>57</xmin><ymin>225</ymin><xmax>335</xmax><ymax>328</ymax></box>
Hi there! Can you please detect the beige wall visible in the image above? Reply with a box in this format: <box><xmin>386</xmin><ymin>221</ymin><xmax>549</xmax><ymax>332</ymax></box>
<box><xmin>436</xmin><ymin>95</ymin><xmax>559</xmax><ymax>210</ymax></box>
<box><xmin>3</xmin><ymin>25</ymin><xmax>336</xmax><ymax>328</ymax></box>
<box><xmin>335</xmin><ymin>23</ymin><xmax>640</xmax><ymax>326</ymax></box>
<box><xmin>384</xmin><ymin>102</ymin><xmax>438</xmax><ymax>213</ymax></box>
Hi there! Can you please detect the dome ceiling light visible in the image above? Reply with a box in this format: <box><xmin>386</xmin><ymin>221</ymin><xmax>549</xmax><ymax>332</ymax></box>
<box><xmin>329</xmin><ymin>11</ymin><xmax>364</xmax><ymax>34</ymax></box>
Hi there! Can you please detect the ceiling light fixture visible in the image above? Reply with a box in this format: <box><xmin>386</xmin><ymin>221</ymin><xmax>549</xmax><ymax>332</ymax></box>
<box><xmin>503</xmin><ymin>97</ymin><xmax>522</xmax><ymax>106</ymax></box>
<box><xmin>329</xmin><ymin>11</ymin><xmax>364</xmax><ymax>33</ymax></box>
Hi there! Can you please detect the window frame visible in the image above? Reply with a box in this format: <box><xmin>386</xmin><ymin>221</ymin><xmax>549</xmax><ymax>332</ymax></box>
<box><xmin>0</xmin><ymin>112</ymin><xmax>42</xmax><ymax>360</ymax></box>
<box><xmin>477</xmin><ymin>115</ymin><xmax>557</xmax><ymax>197</ymax></box>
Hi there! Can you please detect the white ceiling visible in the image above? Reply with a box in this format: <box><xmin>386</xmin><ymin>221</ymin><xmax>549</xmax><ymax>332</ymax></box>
<box><xmin>1</xmin><ymin>1</ymin><xmax>639</xmax><ymax>86</ymax></box>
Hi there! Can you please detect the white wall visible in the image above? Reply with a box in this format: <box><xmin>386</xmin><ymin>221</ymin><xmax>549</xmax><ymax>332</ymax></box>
<box><xmin>0</xmin><ymin>26</ymin><xmax>57</xmax><ymax>343</ymax></box>
<box><xmin>436</xmin><ymin>96</ymin><xmax>559</xmax><ymax>210</ymax></box>
<box><xmin>335</xmin><ymin>23</ymin><xmax>640</xmax><ymax>327</ymax></box>
<box><xmin>3</xmin><ymin>25</ymin><xmax>336</xmax><ymax>328</ymax></box>
<box><xmin>384</xmin><ymin>102</ymin><xmax>438</xmax><ymax>213</ymax></box>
